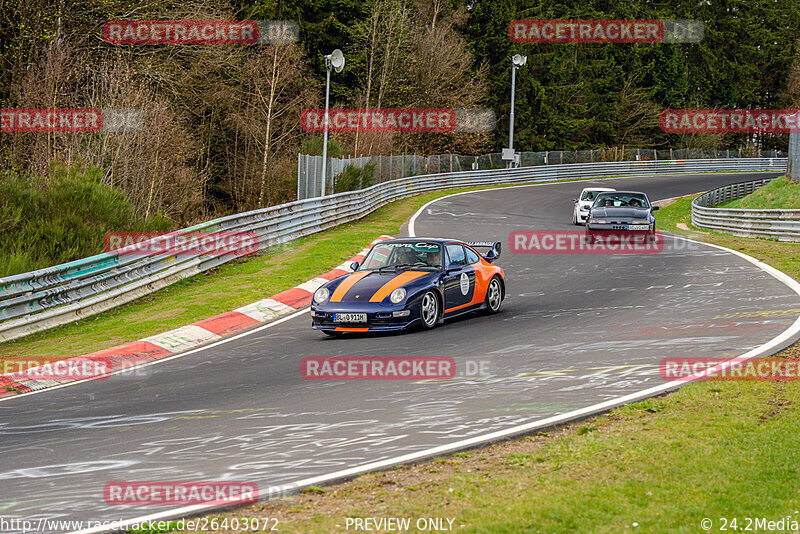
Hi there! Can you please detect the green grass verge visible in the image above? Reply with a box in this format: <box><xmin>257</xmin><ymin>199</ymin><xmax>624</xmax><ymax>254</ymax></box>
<box><xmin>168</xmin><ymin>186</ymin><xmax>800</xmax><ymax>533</ymax></box>
<box><xmin>0</xmin><ymin>162</ymin><xmax>171</xmax><ymax>277</ymax></box>
<box><xmin>719</xmin><ymin>175</ymin><xmax>800</xmax><ymax>209</ymax></box>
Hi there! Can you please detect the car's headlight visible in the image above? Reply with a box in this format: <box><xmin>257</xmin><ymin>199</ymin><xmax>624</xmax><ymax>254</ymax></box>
<box><xmin>389</xmin><ymin>287</ymin><xmax>406</xmax><ymax>304</ymax></box>
<box><xmin>631</xmin><ymin>219</ymin><xmax>650</xmax><ymax>224</ymax></box>
<box><xmin>313</xmin><ymin>287</ymin><xmax>329</xmax><ymax>304</ymax></box>
<box><xmin>580</xmin><ymin>205</ymin><xmax>590</xmax><ymax>210</ymax></box>
<box><xmin>588</xmin><ymin>218</ymin><xmax>606</xmax><ymax>224</ymax></box>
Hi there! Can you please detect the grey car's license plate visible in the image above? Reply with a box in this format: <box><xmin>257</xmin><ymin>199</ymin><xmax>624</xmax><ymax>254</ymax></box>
<box><xmin>333</xmin><ymin>313</ymin><xmax>367</xmax><ymax>323</ymax></box>
<box><xmin>628</xmin><ymin>225</ymin><xmax>650</xmax><ymax>230</ymax></box>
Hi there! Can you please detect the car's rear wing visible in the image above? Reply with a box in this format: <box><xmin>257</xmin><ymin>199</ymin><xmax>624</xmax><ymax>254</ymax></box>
<box><xmin>466</xmin><ymin>241</ymin><xmax>502</xmax><ymax>263</ymax></box>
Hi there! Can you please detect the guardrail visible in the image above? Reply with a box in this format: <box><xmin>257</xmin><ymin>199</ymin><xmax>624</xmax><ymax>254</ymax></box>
<box><xmin>298</xmin><ymin>148</ymin><xmax>788</xmax><ymax>199</ymax></box>
<box><xmin>691</xmin><ymin>176</ymin><xmax>800</xmax><ymax>241</ymax></box>
<box><xmin>0</xmin><ymin>157</ymin><xmax>786</xmax><ymax>342</ymax></box>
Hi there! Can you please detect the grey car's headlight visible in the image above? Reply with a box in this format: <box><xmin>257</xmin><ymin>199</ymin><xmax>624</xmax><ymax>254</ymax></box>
<box><xmin>313</xmin><ymin>287</ymin><xmax>329</xmax><ymax>304</ymax></box>
<box><xmin>389</xmin><ymin>287</ymin><xmax>406</xmax><ymax>304</ymax></box>
<box><xmin>588</xmin><ymin>218</ymin><xmax>606</xmax><ymax>224</ymax></box>
<box><xmin>631</xmin><ymin>219</ymin><xmax>650</xmax><ymax>224</ymax></box>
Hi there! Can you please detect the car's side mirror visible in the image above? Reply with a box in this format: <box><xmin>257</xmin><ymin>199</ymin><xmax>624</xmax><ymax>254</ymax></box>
<box><xmin>447</xmin><ymin>263</ymin><xmax>463</xmax><ymax>273</ymax></box>
<box><xmin>651</xmin><ymin>206</ymin><xmax>660</xmax><ymax>211</ymax></box>
<box><xmin>350</xmin><ymin>261</ymin><xmax>360</xmax><ymax>271</ymax></box>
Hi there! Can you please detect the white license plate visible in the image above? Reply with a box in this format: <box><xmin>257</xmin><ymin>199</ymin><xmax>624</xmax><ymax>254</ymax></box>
<box><xmin>333</xmin><ymin>313</ymin><xmax>367</xmax><ymax>323</ymax></box>
<box><xmin>628</xmin><ymin>225</ymin><xmax>650</xmax><ymax>230</ymax></box>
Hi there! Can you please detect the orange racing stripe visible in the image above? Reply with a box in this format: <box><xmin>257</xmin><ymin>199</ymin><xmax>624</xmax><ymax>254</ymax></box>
<box><xmin>445</xmin><ymin>301</ymin><xmax>474</xmax><ymax>313</ymax></box>
<box><xmin>369</xmin><ymin>271</ymin><xmax>427</xmax><ymax>302</ymax></box>
<box><xmin>330</xmin><ymin>271</ymin><xmax>370</xmax><ymax>302</ymax></box>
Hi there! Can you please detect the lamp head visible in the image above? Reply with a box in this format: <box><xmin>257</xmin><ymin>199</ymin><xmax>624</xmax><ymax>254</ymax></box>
<box><xmin>327</xmin><ymin>49</ymin><xmax>345</xmax><ymax>73</ymax></box>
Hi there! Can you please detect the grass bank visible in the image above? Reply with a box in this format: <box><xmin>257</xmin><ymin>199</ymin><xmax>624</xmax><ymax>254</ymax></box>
<box><xmin>0</xmin><ymin>162</ymin><xmax>172</xmax><ymax>277</ymax></box>
<box><xmin>720</xmin><ymin>174</ymin><xmax>800</xmax><ymax>209</ymax></box>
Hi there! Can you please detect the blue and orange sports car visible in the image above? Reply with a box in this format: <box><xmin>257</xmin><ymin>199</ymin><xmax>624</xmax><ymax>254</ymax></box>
<box><xmin>311</xmin><ymin>238</ymin><xmax>505</xmax><ymax>336</ymax></box>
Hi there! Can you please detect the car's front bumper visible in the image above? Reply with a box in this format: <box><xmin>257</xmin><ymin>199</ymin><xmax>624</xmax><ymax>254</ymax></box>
<box><xmin>584</xmin><ymin>226</ymin><xmax>659</xmax><ymax>247</ymax></box>
<box><xmin>586</xmin><ymin>222</ymin><xmax>654</xmax><ymax>232</ymax></box>
<box><xmin>311</xmin><ymin>302</ymin><xmax>420</xmax><ymax>333</ymax></box>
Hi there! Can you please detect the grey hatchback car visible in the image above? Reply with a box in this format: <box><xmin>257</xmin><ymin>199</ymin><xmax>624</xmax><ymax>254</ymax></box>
<box><xmin>585</xmin><ymin>191</ymin><xmax>659</xmax><ymax>236</ymax></box>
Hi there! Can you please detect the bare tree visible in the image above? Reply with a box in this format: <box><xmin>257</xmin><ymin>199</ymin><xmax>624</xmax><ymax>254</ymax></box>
<box><xmin>224</xmin><ymin>44</ymin><xmax>316</xmax><ymax>208</ymax></box>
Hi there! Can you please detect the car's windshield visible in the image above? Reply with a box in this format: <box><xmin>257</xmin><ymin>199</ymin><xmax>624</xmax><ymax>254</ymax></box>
<box><xmin>592</xmin><ymin>193</ymin><xmax>649</xmax><ymax>209</ymax></box>
<box><xmin>581</xmin><ymin>190</ymin><xmax>605</xmax><ymax>201</ymax></box>
<box><xmin>360</xmin><ymin>242</ymin><xmax>443</xmax><ymax>271</ymax></box>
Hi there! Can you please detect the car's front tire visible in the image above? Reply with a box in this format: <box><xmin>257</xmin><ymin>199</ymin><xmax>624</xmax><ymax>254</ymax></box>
<box><xmin>485</xmin><ymin>277</ymin><xmax>503</xmax><ymax>314</ymax></box>
<box><xmin>419</xmin><ymin>291</ymin><xmax>440</xmax><ymax>330</ymax></box>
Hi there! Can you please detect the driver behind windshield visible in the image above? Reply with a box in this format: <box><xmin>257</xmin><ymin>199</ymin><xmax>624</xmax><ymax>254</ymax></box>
<box><xmin>426</xmin><ymin>250</ymin><xmax>442</xmax><ymax>269</ymax></box>
<box><xmin>395</xmin><ymin>247</ymin><xmax>418</xmax><ymax>266</ymax></box>
<box><xmin>363</xmin><ymin>243</ymin><xmax>443</xmax><ymax>270</ymax></box>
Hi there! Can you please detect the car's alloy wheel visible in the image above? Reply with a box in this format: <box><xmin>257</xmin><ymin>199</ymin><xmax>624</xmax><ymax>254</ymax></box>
<box><xmin>420</xmin><ymin>291</ymin><xmax>439</xmax><ymax>329</ymax></box>
<box><xmin>486</xmin><ymin>278</ymin><xmax>502</xmax><ymax>313</ymax></box>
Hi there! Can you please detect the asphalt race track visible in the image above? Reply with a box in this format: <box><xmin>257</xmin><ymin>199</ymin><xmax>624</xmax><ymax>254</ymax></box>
<box><xmin>2</xmin><ymin>171</ymin><xmax>799</xmax><ymax>532</ymax></box>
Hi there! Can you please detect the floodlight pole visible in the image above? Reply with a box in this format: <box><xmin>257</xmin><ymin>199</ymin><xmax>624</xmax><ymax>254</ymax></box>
<box><xmin>321</xmin><ymin>58</ymin><xmax>332</xmax><ymax>197</ymax></box>
<box><xmin>507</xmin><ymin>64</ymin><xmax>517</xmax><ymax>169</ymax></box>
<box><xmin>505</xmin><ymin>55</ymin><xmax>527</xmax><ymax>169</ymax></box>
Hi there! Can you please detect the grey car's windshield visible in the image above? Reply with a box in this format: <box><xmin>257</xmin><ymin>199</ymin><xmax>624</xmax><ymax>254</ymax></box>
<box><xmin>360</xmin><ymin>242</ymin><xmax>443</xmax><ymax>271</ymax></box>
<box><xmin>592</xmin><ymin>193</ymin><xmax>650</xmax><ymax>209</ymax></box>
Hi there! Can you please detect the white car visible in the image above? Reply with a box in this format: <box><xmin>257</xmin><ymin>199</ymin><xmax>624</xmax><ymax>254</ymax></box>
<box><xmin>572</xmin><ymin>187</ymin><xmax>616</xmax><ymax>225</ymax></box>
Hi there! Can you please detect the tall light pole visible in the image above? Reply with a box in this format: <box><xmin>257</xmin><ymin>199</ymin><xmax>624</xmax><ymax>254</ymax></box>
<box><xmin>320</xmin><ymin>49</ymin><xmax>345</xmax><ymax>196</ymax></box>
<box><xmin>505</xmin><ymin>54</ymin><xmax>527</xmax><ymax>169</ymax></box>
